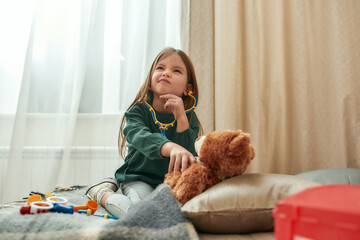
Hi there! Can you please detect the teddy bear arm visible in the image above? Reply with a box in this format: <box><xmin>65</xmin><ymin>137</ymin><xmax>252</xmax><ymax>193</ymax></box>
<box><xmin>172</xmin><ymin>164</ymin><xmax>214</xmax><ymax>205</ymax></box>
<box><xmin>164</xmin><ymin>171</ymin><xmax>181</xmax><ymax>189</ymax></box>
<box><xmin>205</xmin><ymin>172</ymin><xmax>221</xmax><ymax>189</ymax></box>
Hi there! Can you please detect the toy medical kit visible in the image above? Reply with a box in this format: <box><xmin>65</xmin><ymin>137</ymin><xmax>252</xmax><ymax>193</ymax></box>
<box><xmin>20</xmin><ymin>194</ymin><xmax>98</xmax><ymax>216</ymax></box>
<box><xmin>143</xmin><ymin>90</ymin><xmax>198</xmax><ymax>136</ymax></box>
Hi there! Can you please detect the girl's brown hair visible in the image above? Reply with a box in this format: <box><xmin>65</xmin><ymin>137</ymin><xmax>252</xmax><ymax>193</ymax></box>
<box><xmin>118</xmin><ymin>47</ymin><xmax>203</xmax><ymax>159</ymax></box>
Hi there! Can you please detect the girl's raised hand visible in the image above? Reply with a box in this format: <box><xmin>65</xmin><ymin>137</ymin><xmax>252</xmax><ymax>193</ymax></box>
<box><xmin>160</xmin><ymin>94</ymin><xmax>189</xmax><ymax>132</ymax></box>
<box><xmin>160</xmin><ymin>94</ymin><xmax>186</xmax><ymax>120</ymax></box>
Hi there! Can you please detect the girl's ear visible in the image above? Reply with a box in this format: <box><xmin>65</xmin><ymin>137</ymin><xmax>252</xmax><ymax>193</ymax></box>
<box><xmin>184</xmin><ymin>84</ymin><xmax>193</xmax><ymax>95</ymax></box>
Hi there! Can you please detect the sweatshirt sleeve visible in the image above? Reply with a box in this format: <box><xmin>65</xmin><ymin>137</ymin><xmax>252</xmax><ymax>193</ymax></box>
<box><xmin>172</xmin><ymin>113</ymin><xmax>199</xmax><ymax>156</ymax></box>
<box><xmin>123</xmin><ymin>104</ymin><xmax>170</xmax><ymax>160</ymax></box>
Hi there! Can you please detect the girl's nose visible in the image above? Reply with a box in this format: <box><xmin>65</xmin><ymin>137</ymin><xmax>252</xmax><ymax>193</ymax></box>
<box><xmin>162</xmin><ymin>71</ymin><xmax>171</xmax><ymax>77</ymax></box>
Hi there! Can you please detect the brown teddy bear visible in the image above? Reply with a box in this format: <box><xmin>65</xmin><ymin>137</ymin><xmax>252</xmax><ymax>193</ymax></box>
<box><xmin>164</xmin><ymin>130</ymin><xmax>255</xmax><ymax>205</ymax></box>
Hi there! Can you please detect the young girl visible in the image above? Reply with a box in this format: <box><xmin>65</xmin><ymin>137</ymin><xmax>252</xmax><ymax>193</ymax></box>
<box><xmin>85</xmin><ymin>47</ymin><xmax>202</xmax><ymax>218</ymax></box>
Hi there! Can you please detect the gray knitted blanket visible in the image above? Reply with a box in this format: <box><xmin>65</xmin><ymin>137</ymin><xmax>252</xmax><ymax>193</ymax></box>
<box><xmin>0</xmin><ymin>184</ymin><xmax>198</xmax><ymax>240</ymax></box>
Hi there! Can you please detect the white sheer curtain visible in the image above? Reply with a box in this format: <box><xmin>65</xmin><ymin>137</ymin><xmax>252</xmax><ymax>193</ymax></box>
<box><xmin>0</xmin><ymin>0</ymin><xmax>180</xmax><ymax>204</ymax></box>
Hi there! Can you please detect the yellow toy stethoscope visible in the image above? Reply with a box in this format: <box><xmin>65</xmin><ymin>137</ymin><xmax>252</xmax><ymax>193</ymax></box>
<box><xmin>142</xmin><ymin>90</ymin><xmax>198</xmax><ymax>137</ymax></box>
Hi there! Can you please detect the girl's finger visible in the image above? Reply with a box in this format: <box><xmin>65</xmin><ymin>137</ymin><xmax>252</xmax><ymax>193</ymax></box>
<box><xmin>168</xmin><ymin>157</ymin><xmax>175</xmax><ymax>173</ymax></box>
<box><xmin>190</xmin><ymin>155</ymin><xmax>196</xmax><ymax>165</ymax></box>
<box><xmin>181</xmin><ymin>156</ymin><xmax>188</xmax><ymax>172</ymax></box>
<box><xmin>174</xmin><ymin>155</ymin><xmax>182</xmax><ymax>173</ymax></box>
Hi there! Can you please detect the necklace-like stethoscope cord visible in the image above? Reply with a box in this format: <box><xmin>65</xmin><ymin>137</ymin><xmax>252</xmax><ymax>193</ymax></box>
<box><xmin>143</xmin><ymin>91</ymin><xmax>198</xmax><ymax>137</ymax></box>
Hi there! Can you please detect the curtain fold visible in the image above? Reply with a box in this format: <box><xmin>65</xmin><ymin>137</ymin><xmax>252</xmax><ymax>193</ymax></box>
<box><xmin>187</xmin><ymin>0</ymin><xmax>360</xmax><ymax>174</ymax></box>
<box><xmin>0</xmin><ymin>0</ymin><xmax>181</xmax><ymax>204</ymax></box>
<box><xmin>1</xmin><ymin>0</ymin><xmax>96</xmax><ymax>204</ymax></box>
<box><xmin>3</xmin><ymin>9</ymin><xmax>36</xmax><ymax>205</ymax></box>
<box><xmin>186</xmin><ymin>0</ymin><xmax>215</xmax><ymax>134</ymax></box>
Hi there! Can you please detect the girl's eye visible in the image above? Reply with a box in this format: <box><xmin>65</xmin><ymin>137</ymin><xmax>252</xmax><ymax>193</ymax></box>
<box><xmin>156</xmin><ymin>66</ymin><xmax>164</xmax><ymax>70</ymax></box>
<box><xmin>174</xmin><ymin>69</ymin><xmax>182</xmax><ymax>73</ymax></box>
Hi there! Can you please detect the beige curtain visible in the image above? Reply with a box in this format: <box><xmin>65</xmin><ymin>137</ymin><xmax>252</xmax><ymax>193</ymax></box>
<box><xmin>184</xmin><ymin>0</ymin><xmax>360</xmax><ymax>174</ymax></box>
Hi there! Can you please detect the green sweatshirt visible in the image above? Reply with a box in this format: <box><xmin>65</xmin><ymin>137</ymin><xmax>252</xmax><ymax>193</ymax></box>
<box><xmin>115</xmin><ymin>101</ymin><xmax>199</xmax><ymax>187</ymax></box>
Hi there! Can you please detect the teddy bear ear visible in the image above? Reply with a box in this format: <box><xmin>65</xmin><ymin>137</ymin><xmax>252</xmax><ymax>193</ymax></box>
<box><xmin>250</xmin><ymin>144</ymin><xmax>255</xmax><ymax>159</ymax></box>
<box><xmin>228</xmin><ymin>132</ymin><xmax>251</xmax><ymax>156</ymax></box>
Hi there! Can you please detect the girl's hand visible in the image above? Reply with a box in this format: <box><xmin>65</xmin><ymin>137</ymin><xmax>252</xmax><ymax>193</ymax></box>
<box><xmin>161</xmin><ymin>142</ymin><xmax>196</xmax><ymax>174</ymax></box>
<box><xmin>160</xmin><ymin>94</ymin><xmax>189</xmax><ymax>132</ymax></box>
<box><xmin>168</xmin><ymin>145</ymin><xmax>196</xmax><ymax>173</ymax></box>
<box><xmin>160</xmin><ymin>94</ymin><xmax>186</xmax><ymax>121</ymax></box>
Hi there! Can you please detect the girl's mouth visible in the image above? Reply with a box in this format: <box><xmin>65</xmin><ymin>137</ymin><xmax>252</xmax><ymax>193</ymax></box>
<box><xmin>158</xmin><ymin>78</ymin><xmax>170</xmax><ymax>83</ymax></box>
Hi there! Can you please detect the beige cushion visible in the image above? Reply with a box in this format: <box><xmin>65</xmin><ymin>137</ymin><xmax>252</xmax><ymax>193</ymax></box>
<box><xmin>297</xmin><ymin>168</ymin><xmax>360</xmax><ymax>184</ymax></box>
<box><xmin>181</xmin><ymin>173</ymin><xmax>320</xmax><ymax>234</ymax></box>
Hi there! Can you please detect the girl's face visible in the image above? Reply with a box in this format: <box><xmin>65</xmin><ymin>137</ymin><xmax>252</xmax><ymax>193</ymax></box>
<box><xmin>150</xmin><ymin>53</ymin><xmax>191</xmax><ymax>98</ymax></box>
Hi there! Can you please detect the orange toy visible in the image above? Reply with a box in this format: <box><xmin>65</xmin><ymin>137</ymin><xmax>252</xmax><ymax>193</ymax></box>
<box><xmin>164</xmin><ymin>130</ymin><xmax>255</xmax><ymax>205</ymax></box>
<box><xmin>27</xmin><ymin>194</ymin><xmax>43</xmax><ymax>205</ymax></box>
<box><xmin>73</xmin><ymin>200</ymin><xmax>98</xmax><ymax>214</ymax></box>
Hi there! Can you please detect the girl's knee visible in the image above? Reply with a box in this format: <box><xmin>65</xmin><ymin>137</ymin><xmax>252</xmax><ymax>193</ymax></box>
<box><xmin>105</xmin><ymin>193</ymin><xmax>132</xmax><ymax>218</ymax></box>
<box><xmin>122</xmin><ymin>181</ymin><xmax>154</xmax><ymax>202</ymax></box>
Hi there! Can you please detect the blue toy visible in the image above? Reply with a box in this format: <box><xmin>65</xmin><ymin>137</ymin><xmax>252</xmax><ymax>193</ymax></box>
<box><xmin>78</xmin><ymin>209</ymin><xmax>119</xmax><ymax>220</ymax></box>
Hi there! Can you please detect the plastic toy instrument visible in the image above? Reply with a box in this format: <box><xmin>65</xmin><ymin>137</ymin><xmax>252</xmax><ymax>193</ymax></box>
<box><xmin>20</xmin><ymin>198</ymin><xmax>98</xmax><ymax>215</ymax></box>
<box><xmin>72</xmin><ymin>200</ymin><xmax>98</xmax><ymax>214</ymax></box>
<box><xmin>26</xmin><ymin>194</ymin><xmax>43</xmax><ymax>205</ymax></box>
<box><xmin>78</xmin><ymin>209</ymin><xmax>119</xmax><ymax>220</ymax></box>
<box><xmin>20</xmin><ymin>201</ymin><xmax>53</xmax><ymax>214</ymax></box>
<box><xmin>46</xmin><ymin>196</ymin><xmax>68</xmax><ymax>204</ymax></box>
<box><xmin>49</xmin><ymin>200</ymin><xmax>98</xmax><ymax>214</ymax></box>
<box><xmin>143</xmin><ymin>90</ymin><xmax>198</xmax><ymax>136</ymax></box>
